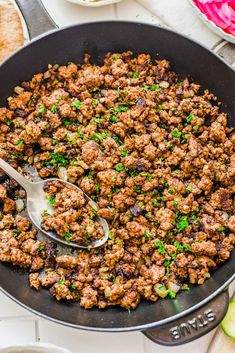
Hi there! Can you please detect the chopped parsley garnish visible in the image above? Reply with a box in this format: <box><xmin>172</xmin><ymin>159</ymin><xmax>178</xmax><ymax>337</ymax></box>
<box><xmin>48</xmin><ymin>196</ymin><xmax>55</xmax><ymax>206</ymax></box>
<box><xmin>133</xmin><ymin>72</ymin><xmax>139</xmax><ymax>79</ymax></box>
<box><xmin>155</xmin><ymin>240</ymin><xmax>165</xmax><ymax>254</ymax></box>
<box><xmin>70</xmin><ymin>285</ymin><xmax>77</xmax><ymax>290</ymax></box>
<box><xmin>77</xmin><ymin>129</ymin><xmax>84</xmax><ymax>139</ymax></box>
<box><xmin>187</xmin><ymin>185</ymin><xmax>193</xmax><ymax>192</ymax></box>
<box><xmin>95</xmin><ymin>184</ymin><xmax>101</xmax><ymax>192</ymax></box>
<box><xmin>38</xmin><ymin>104</ymin><xmax>46</xmax><ymax>114</ymax></box>
<box><xmin>186</xmin><ymin>113</ymin><xmax>195</xmax><ymax>123</ymax></box>
<box><xmin>94</xmin><ymin>132</ymin><xmax>103</xmax><ymax>142</ymax></box>
<box><xmin>51</xmin><ymin>103</ymin><xmax>58</xmax><ymax>113</ymax></box>
<box><xmin>48</xmin><ymin>152</ymin><xmax>68</xmax><ymax>167</ymax></box>
<box><xmin>120</xmin><ymin>149</ymin><xmax>129</xmax><ymax>157</ymax></box>
<box><xmin>13</xmin><ymin>230</ymin><xmax>20</xmax><ymax>238</ymax></box>
<box><xmin>152</xmin><ymin>199</ymin><xmax>158</xmax><ymax>207</ymax></box>
<box><xmin>16</xmin><ymin>140</ymin><xmax>24</xmax><ymax>146</ymax></box>
<box><xmin>71</xmin><ymin>101</ymin><xmax>83</xmax><ymax>109</ymax></box>
<box><xmin>193</xmin><ymin>125</ymin><xmax>199</xmax><ymax>131</ymax></box>
<box><xmin>177</xmin><ymin>215</ymin><xmax>189</xmax><ymax>232</ymax></box>
<box><xmin>173</xmin><ymin>241</ymin><xmax>184</xmax><ymax>252</ymax></box>
<box><xmin>92</xmin><ymin>99</ymin><xmax>99</xmax><ymax>106</ymax></box>
<box><xmin>39</xmin><ymin>245</ymin><xmax>45</xmax><ymax>252</ymax></box>
<box><xmin>110</xmin><ymin>116</ymin><xmax>119</xmax><ymax>123</ymax></box>
<box><xmin>171</xmin><ymin>130</ymin><xmax>182</xmax><ymax>138</ymax></box>
<box><xmin>144</xmin><ymin>231</ymin><xmax>152</xmax><ymax>239</ymax></box>
<box><xmin>219</xmin><ymin>226</ymin><xmax>226</xmax><ymax>232</ymax></box>
<box><xmin>64</xmin><ymin>232</ymin><xmax>72</xmax><ymax>242</ymax></box>
<box><xmin>150</xmin><ymin>84</ymin><xmax>160</xmax><ymax>91</ymax></box>
<box><xmin>115</xmin><ymin>164</ymin><xmax>123</xmax><ymax>172</ymax></box>
<box><xmin>64</xmin><ymin>120</ymin><xmax>72</xmax><ymax>126</ymax></box>
<box><xmin>167</xmin><ymin>289</ymin><xmax>176</xmax><ymax>299</ymax></box>
<box><xmin>113</xmin><ymin>55</ymin><xmax>119</xmax><ymax>61</ymax></box>
<box><xmin>58</xmin><ymin>279</ymin><xmax>65</xmax><ymax>285</ymax></box>
<box><xmin>163</xmin><ymin>259</ymin><xmax>171</xmax><ymax>267</ymax></box>
<box><xmin>108</xmin><ymin>230</ymin><xmax>113</xmax><ymax>240</ymax></box>
<box><xmin>184</xmin><ymin>244</ymin><xmax>192</xmax><ymax>252</ymax></box>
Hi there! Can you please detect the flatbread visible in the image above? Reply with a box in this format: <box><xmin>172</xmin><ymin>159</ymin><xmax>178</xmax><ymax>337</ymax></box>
<box><xmin>0</xmin><ymin>0</ymin><xmax>24</xmax><ymax>62</ymax></box>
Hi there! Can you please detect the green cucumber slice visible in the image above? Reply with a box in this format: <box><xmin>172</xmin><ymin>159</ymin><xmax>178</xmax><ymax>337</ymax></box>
<box><xmin>221</xmin><ymin>300</ymin><xmax>235</xmax><ymax>339</ymax></box>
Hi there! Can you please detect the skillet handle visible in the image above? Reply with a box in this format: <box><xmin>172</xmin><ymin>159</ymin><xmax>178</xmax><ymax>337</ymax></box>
<box><xmin>15</xmin><ymin>0</ymin><xmax>58</xmax><ymax>40</ymax></box>
<box><xmin>142</xmin><ymin>290</ymin><xmax>229</xmax><ymax>346</ymax></box>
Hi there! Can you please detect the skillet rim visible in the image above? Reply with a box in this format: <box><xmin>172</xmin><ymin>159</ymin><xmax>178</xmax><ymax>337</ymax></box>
<box><xmin>0</xmin><ymin>20</ymin><xmax>234</xmax><ymax>332</ymax></box>
<box><xmin>0</xmin><ymin>20</ymin><xmax>234</xmax><ymax>72</ymax></box>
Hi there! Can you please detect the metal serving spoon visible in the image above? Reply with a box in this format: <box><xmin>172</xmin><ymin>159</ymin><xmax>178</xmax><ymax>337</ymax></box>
<box><xmin>0</xmin><ymin>158</ymin><xmax>109</xmax><ymax>249</ymax></box>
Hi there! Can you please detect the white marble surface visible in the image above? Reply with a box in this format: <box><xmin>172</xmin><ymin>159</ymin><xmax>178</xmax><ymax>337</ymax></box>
<box><xmin>0</xmin><ymin>0</ymin><xmax>234</xmax><ymax>352</ymax></box>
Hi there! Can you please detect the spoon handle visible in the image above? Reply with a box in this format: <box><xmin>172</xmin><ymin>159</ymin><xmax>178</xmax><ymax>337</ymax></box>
<box><xmin>0</xmin><ymin>158</ymin><xmax>33</xmax><ymax>192</ymax></box>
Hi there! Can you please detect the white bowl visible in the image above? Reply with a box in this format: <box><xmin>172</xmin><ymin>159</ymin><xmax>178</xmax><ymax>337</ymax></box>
<box><xmin>188</xmin><ymin>0</ymin><xmax>235</xmax><ymax>44</ymax></box>
<box><xmin>0</xmin><ymin>343</ymin><xmax>73</xmax><ymax>353</ymax></box>
<box><xmin>65</xmin><ymin>0</ymin><xmax>122</xmax><ymax>7</ymax></box>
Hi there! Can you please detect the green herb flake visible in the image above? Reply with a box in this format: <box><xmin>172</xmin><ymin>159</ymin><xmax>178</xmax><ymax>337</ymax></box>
<box><xmin>49</xmin><ymin>152</ymin><xmax>68</xmax><ymax>167</ymax></box>
<box><xmin>71</xmin><ymin>101</ymin><xmax>83</xmax><ymax>109</ymax></box>
<box><xmin>39</xmin><ymin>245</ymin><xmax>45</xmax><ymax>252</ymax></box>
<box><xmin>144</xmin><ymin>231</ymin><xmax>152</xmax><ymax>239</ymax></box>
<box><xmin>94</xmin><ymin>132</ymin><xmax>103</xmax><ymax>142</ymax></box>
<box><xmin>92</xmin><ymin>99</ymin><xmax>99</xmax><ymax>106</ymax></box>
<box><xmin>193</xmin><ymin>125</ymin><xmax>199</xmax><ymax>131</ymax></box>
<box><xmin>155</xmin><ymin>240</ymin><xmax>165</xmax><ymax>254</ymax></box>
<box><xmin>13</xmin><ymin>230</ymin><xmax>20</xmax><ymax>238</ymax></box>
<box><xmin>171</xmin><ymin>130</ymin><xmax>182</xmax><ymax>138</ymax></box>
<box><xmin>173</xmin><ymin>241</ymin><xmax>184</xmax><ymax>252</ymax></box>
<box><xmin>120</xmin><ymin>149</ymin><xmax>129</xmax><ymax>157</ymax></box>
<box><xmin>58</xmin><ymin>279</ymin><xmax>65</xmax><ymax>285</ymax></box>
<box><xmin>64</xmin><ymin>120</ymin><xmax>72</xmax><ymax>126</ymax></box>
<box><xmin>167</xmin><ymin>289</ymin><xmax>176</xmax><ymax>299</ymax></box>
<box><xmin>177</xmin><ymin>215</ymin><xmax>189</xmax><ymax>232</ymax></box>
<box><xmin>219</xmin><ymin>226</ymin><xmax>226</xmax><ymax>232</ymax></box>
<box><xmin>187</xmin><ymin>185</ymin><xmax>193</xmax><ymax>192</ymax></box>
<box><xmin>152</xmin><ymin>199</ymin><xmax>158</xmax><ymax>207</ymax></box>
<box><xmin>48</xmin><ymin>196</ymin><xmax>55</xmax><ymax>206</ymax></box>
<box><xmin>51</xmin><ymin>103</ymin><xmax>58</xmax><ymax>113</ymax></box>
<box><xmin>38</xmin><ymin>104</ymin><xmax>46</xmax><ymax>115</ymax></box>
<box><xmin>184</xmin><ymin>243</ymin><xmax>192</xmax><ymax>252</ymax></box>
<box><xmin>70</xmin><ymin>285</ymin><xmax>77</xmax><ymax>290</ymax></box>
<box><xmin>110</xmin><ymin>116</ymin><xmax>119</xmax><ymax>123</ymax></box>
<box><xmin>186</xmin><ymin>113</ymin><xmax>195</xmax><ymax>123</ymax></box>
<box><xmin>133</xmin><ymin>72</ymin><xmax>139</xmax><ymax>79</ymax></box>
<box><xmin>95</xmin><ymin>184</ymin><xmax>101</xmax><ymax>192</ymax></box>
<box><xmin>150</xmin><ymin>84</ymin><xmax>160</xmax><ymax>91</ymax></box>
<box><xmin>113</xmin><ymin>55</ymin><xmax>120</xmax><ymax>61</ymax></box>
<box><xmin>16</xmin><ymin>140</ymin><xmax>24</xmax><ymax>146</ymax></box>
<box><xmin>115</xmin><ymin>164</ymin><xmax>123</xmax><ymax>172</ymax></box>
<box><xmin>108</xmin><ymin>230</ymin><xmax>113</xmax><ymax>240</ymax></box>
<box><xmin>77</xmin><ymin>129</ymin><xmax>84</xmax><ymax>139</ymax></box>
<box><xmin>64</xmin><ymin>232</ymin><xmax>72</xmax><ymax>242</ymax></box>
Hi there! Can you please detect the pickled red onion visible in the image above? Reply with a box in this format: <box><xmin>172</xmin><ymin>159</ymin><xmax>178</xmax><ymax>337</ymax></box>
<box><xmin>193</xmin><ymin>0</ymin><xmax>235</xmax><ymax>36</ymax></box>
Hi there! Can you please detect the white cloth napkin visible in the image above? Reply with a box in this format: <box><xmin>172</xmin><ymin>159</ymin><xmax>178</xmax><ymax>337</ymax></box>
<box><xmin>137</xmin><ymin>0</ymin><xmax>220</xmax><ymax>48</ymax></box>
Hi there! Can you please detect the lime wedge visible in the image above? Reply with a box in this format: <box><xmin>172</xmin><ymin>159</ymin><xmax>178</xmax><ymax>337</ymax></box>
<box><xmin>221</xmin><ymin>301</ymin><xmax>235</xmax><ymax>339</ymax></box>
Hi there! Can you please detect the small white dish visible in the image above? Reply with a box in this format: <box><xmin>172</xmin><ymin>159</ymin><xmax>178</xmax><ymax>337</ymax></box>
<box><xmin>188</xmin><ymin>0</ymin><xmax>235</xmax><ymax>44</ymax></box>
<box><xmin>65</xmin><ymin>0</ymin><xmax>122</xmax><ymax>7</ymax></box>
<box><xmin>0</xmin><ymin>343</ymin><xmax>73</xmax><ymax>353</ymax></box>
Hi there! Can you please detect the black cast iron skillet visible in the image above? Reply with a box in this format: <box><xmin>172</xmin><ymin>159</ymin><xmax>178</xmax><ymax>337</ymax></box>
<box><xmin>0</xmin><ymin>0</ymin><xmax>234</xmax><ymax>346</ymax></box>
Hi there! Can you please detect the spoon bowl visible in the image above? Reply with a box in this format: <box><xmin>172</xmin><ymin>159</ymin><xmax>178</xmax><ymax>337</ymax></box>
<box><xmin>0</xmin><ymin>158</ymin><xmax>109</xmax><ymax>249</ymax></box>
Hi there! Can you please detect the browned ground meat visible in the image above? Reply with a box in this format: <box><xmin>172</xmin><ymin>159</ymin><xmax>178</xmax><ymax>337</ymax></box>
<box><xmin>41</xmin><ymin>180</ymin><xmax>104</xmax><ymax>244</ymax></box>
<box><xmin>0</xmin><ymin>52</ymin><xmax>234</xmax><ymax>310</ymax></box>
